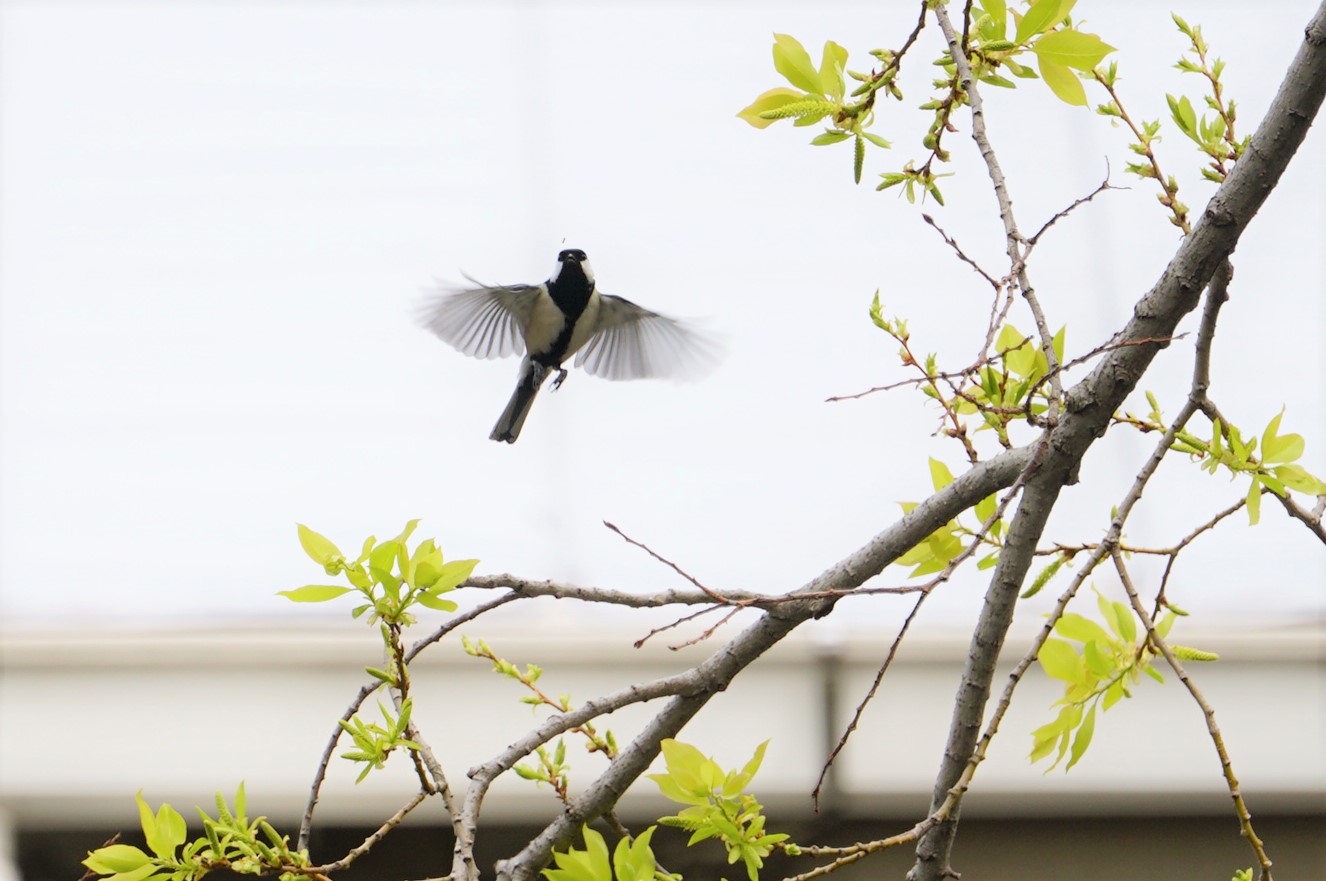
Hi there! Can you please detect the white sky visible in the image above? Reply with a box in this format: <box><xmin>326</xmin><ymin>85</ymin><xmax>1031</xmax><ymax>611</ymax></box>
<box><xmin>1</xmin><ymin>1</ymin><xmax>1322</xmax><ymax>636</ymax></box>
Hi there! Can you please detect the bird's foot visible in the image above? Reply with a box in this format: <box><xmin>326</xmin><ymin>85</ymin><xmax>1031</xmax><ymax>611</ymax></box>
<box><xmin>551</xmin><ymin>368</ymin><xmax>569</xmax><ymax>391</ymax></box>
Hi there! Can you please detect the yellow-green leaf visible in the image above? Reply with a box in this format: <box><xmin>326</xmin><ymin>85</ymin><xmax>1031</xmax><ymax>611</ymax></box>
<box><xmin>737</xmin><ymin>88</ymin><xmax>803</xmax><ymax>129</ymax></box>
<box><xmin>979</xmin><ymin>0</ymin><xmax>1008</xmax><ymax>41</ymax></box>
<box><xmin>1016</xmin><ymin>0</ymin><xmax>1070</xmax><ymax>43</ymax></box>
<box><xmin>1246</xmin><ymin>476</ymin><xmax>1263</xmax><ymax>525</ymax></box>
<box><xmin>427</xmin><ymin>559</ymin><xmax>479</xmax><ymax>594</ymax></box>
<box><xmin>1038</xmin><ymin>57</ymin><xmax>1087</xmax><ymax>106</ymax></box>
<box><xmin>415</xmin><ymin>592</ymin><xmax>459</xmax><ymax>612</ymax></box>
<box><xmin>1054</xmin><ymin>612</ymin><xmax>1111</xmax><ymax>645</ymax></box>
<box><xmin>297</xmin><ymin>524</ymin><xmax>343</xmax><ymax>567</ymax></box>
<box><xmin>929</xmin><ymin>457</ymin><xmax>956</xmax><ymax>491</ymax></box>
<box><xmin>1111</xmin><ymin>601</ymin><xmax>1136</xmax><ymax>643</ymax></box>
<box><xmin>772</xmin><ymin>33</ymin><xmax>823</xmax><ymax>94</ymax></box>
<box><xmin>1032</xmin><ymin>30</ymin><xmax>1115</xmax><ymax>72</ymax></box>
<box><xmin>1038</xmin><ymin>638</ymin><xmax>1083</xmax><ymax>682</ymax></box>
<box><xmin>83</xmin><ymin>845</ymin><xmax>151</xmax><ymax>875</ymax></box>
<box><xmin>1273</xmin><ymin>464</ymin><xmax>1326</xmax><ymax>495</ymax></box>
<box><xmin>819</xmin><ymin>40</ymin><xmax>848</xmax><ymax>102</ymax></box>
<box><xmin>1066</xmin><ymin>703</ymin><xmax>1096</xmax><ymax>769</ymax></box>
<box><xmin>277</xmin><ymin>585</ymin><xmax>352</xmax><ymax>603</ymax></box>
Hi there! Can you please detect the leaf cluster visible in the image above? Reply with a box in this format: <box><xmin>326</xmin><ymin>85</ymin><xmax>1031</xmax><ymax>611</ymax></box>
<box><xmin>280</xmin><ymin>520</ymin><xmax>477</xmax><ymax>626</ymax></box>
<box><xmin>338</xmin><ymin>700</ymin><xmax>422</xmax><ymax>783</ymax></box>
<box><xmin>895</xmin><ymin>458</ymin><xmax>1007</xmax><ymax>577</ymax></box>
<box><xmin>463</xmin><ymin>636</ymin><xmax>619</xmax><ymax>766</ymax></box>
<box><xmin>83</xmin><ymin>787</ymin><xmax>307</xmax><ymax>881</ymax></box>
<box><xmin>736</xmin><ymin>34</ymin><xmax>895</xmax><ymax>184</ymax></box>
<box><xmin>1031</xmin><ymin>591</ymin><xmax>1215</xmax><ymax>772</ymax></box>
<box><xmin>647</xmin><ymin>740</ymin><xmax>793</xmax><ymax>881</ymax></box>
<box><xmin>542</xmin><ymin>826</ymin><xmax>670</xmax><ymax>881</ymax></box>
<box><xmin>737</xmin><ymin>3</ymin><xmax>1115</xmax><ymax>201</ymax></box>
<box><xmin>1125</xmin><ymin>397</ymin><xmax>1326</xmax><ymax>525</ymax></box>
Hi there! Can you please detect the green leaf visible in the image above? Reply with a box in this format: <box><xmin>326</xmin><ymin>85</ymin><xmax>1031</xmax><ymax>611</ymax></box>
<box><xmin>135</xmin><ymin>792</ymin><xmax>161</xmax><ymax>859</ymax></box>
<box><xmin>1038</xmin><ymin>638</ymin><xmax>1083</xmax><ymax>682</ymax></box>
<box><xmin>1246</xmin><ymin>476</ymin><xmax>1263</xmax><ymax>525</ymax></box>
<box><xmin>414</xmin><ymin>592</ymin><xmax>459</xmax><ymax>612</ymax></box>
<box><xmin>1168</xmin><ymin>93</ymin><xmax>1199</xmax><ymax>140</ymax></box>
<box><xmin>1066</xmin><ymin>703</ymin><xmax>1096</xmax><ymax>769</ymax></box>
<box><xmin>613</xmin><ymin>827</ymin><xmax>658</xmax><ymax>881</ymax></box>
<box><xmin>1103</xmin><ymin>678</ymin><xmax>1126</xmax><ymax>710</ymax></box>
<box><xmin>277</xmin><ymin>585</ymin><xmax>352</xmax><ymax>603</ymax></box>
<box><xmin>737</xmin><ymin>88</ymin><xmax>804</xmax><ymax>129</ymax></box>
<box><xmin>1261</xmin><ymin>408</ymin><xmax>1305</xmax><ymax>464</ymax></box>
<box><xmin>154</xmin><ymin>804</ymin><xmax>187</xmax><ymax>857</ymax></box>
<box><xmin>297</xmin><ymin>524</ymin><xmax>343</xmax><ymax>568</ymax></box>
<box><xmin>733</xmin><ymin>740</ymin><xmax>770</xmax><ymax>794</ymax></box>
<box><xmin>819</xmin><ymin>40</ymin><xmax>849</xmax><ymax>102</ymax></box>
<box><xmin>83</xmin><ymin>845</ymin><xmax>152</xmax><ymax>875</ymax></box>
<box><xmin>1038</xmin><ymin>57</ymin><xmax>1087</xmax><ymax>106</ymax></box>
<box><xmin>1054</xmin><ymin>612</ymin><xmax>1111</xmax><ymax>645</ymax></box>
<box><xmin>1082</xmin><ymin>639</ymin><xmax>1113</xmax><ymax>677</ymax></box>
<box><xmin>369</xmin><ymin>539</ymin><xmax>401</xmax><ymax>577</ymax></box>
<box><xmin>1016</xmin><ymin>0</ymin><xmax>1070</xmax><ymax>43</ymax></box>
<box><xmin>1111</xmin><ymin>601</ymin><xmax>1136</xmax><ymax>643</ymax></box>
<box><xmin>979</xmin><ymin>0</ymin><xmax>1008</xmax><ymax>40</ymax></box>
<box><xmin>853</xmin><ymin>133</ymin><xmax>865</xmax><ymax>184</ymax></box>
<box><xmin>1273</xmin><ymin>464</ymin><xmax>1326</xmax><ymax>495</ymax></box>
<box><xmin>809</xmin><ymin>129</ymin><xmax>851</xmax><ymax>146</ymax></box>
<box><xmin>1032</xmin><ymin>30</ymin><xmax>1115</xmax><ymax>72</ymax></box>
<box><xmin>427</xmin><ymin>559</ymin><xmax>479</xmax><ymax>594</ymax></box>
<box><xmin>929</xmin><ymin>458</ymin><xmax>956</xmax><ymax>491</ymax></box>
<box><xmin>772</xmin><ymin>33</ymin><xmax>824</xmax><ymax>94</ymax></box>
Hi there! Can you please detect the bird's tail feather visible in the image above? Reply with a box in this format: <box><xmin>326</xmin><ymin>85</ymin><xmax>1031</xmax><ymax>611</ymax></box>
<box><xmin>490</xmin><ymin>362</ymin><xmax>549</xmax><ymax>443</ymax></box>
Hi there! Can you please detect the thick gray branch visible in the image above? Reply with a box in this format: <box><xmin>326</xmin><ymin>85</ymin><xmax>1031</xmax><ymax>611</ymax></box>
<box><xmin>909</xmin><ymin>5</ymin><xmax>1326</xmax><ymax>879</ymax></box>
<box><xmin>482</xmin><ymin>448</ymin><xmax>1033</xmax><ymax>880</ymax></box>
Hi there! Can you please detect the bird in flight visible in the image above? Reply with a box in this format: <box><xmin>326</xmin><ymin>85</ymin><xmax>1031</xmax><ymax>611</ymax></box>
<box><xmin>420</xmin><ymin>249</ymin><xmax>715</xmax><ymax>442</ymax></box>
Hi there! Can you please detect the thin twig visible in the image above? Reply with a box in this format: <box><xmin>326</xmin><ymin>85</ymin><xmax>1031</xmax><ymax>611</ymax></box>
<box><xmin>1111</xmin><ymin>550</ymin><xmax>1274</xmax><ymax>880</ymax></box>
<box><xmin>603</xmin><ymin>521</ymin><xmax>732</xmax><ymax>603</ymax></box>
<box><xmin>921</xmin><ymin>213</ymin><xmax>1000</xmax><ymax>287</ymax></box>
<box><xmin>300</xmin><ymin>793</ymin><xmax>430</xmax><ymax>874</ymax></box>
<box><xmin>1026</xmin><ymin>169</ymin><xmax>1115</xmax><ymax>246</ymax></box>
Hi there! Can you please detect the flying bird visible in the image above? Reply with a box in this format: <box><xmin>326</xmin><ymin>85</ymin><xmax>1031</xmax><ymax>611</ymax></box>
<box><xmin>420</xmin><ymin>249</ymin><xmax>715</xmax><ymax>442</ymax></box>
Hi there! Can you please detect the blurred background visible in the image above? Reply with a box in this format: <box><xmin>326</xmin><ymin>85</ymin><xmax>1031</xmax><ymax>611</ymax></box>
<box><xmin>1</xmin><ymin>1</ymin><xmax>1322</xmax><ymax>879</ymax></box>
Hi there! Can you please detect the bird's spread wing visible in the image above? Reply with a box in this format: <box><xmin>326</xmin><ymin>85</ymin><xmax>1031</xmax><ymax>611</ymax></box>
<box><xmin>417</xmin><ymin>277</ymin><xmax>540</xmax><ymax>359</ymax></box>
<box><xmin>574</xmin><ymin>294</ymin><xmax>718</xmax><ymax>381</ymax></box>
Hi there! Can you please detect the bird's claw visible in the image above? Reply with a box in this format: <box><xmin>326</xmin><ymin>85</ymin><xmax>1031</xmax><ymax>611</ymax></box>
<box><xmin>551</xmin><ymin>368</ymin><xmax>568</xmax><ymax>391</ymax></box>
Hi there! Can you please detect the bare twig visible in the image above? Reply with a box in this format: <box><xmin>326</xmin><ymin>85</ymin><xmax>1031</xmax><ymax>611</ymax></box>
<box><xmin>301</xmin><ymin>793</ymin><xmax>429</xmax><ymax>874</ymax></box>
<box><xmin>1276</xmin><ymin>492</ymin><xmax>1326</xmax><ymax>543</ymax></box>
<box><xmin>604</xmin><ymin>521</ymin><xmax>732</xmax><ymax>603</ymax></box>
<box><xmin>1112</xmin><ymin>550</ymin><xmax>1274</xmax><ymax>880</ymax></box>
<box><xmin>921</xmin><ymin>213</ymin><xmax>1000</xmax><ymax>287</ymax></box>
<box><xmin>1026</xmin><ymin>169</ymin><xmax>1115</xmax><ymax>246</ymax></box>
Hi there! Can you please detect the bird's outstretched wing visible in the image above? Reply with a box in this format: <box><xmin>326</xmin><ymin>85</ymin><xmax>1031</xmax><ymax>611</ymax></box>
<box><xmin>417</xmin><ymin>277</ymin><xmax>540</xmax><ymax>359</ymax></box>
<box><xmin>574</xmin><ymin>294</ymin><xmax>718</xmax><ymax>381</ymax></box>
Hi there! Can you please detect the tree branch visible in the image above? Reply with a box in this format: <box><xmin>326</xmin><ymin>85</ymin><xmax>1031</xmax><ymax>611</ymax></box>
<box><xmin>908</xmin><ymin>4</ymin><xmax>1326</xmax><ymax>878</ymax></box>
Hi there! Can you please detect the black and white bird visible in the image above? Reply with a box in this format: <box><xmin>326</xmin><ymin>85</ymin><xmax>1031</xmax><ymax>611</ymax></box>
<box><xmin>420</xmin><ymin>249</ymin><xmax>715</xmax><ymax>443</ymax></box>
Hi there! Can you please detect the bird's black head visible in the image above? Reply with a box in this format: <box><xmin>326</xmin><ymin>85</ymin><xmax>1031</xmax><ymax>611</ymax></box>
<box><xmin>552</xmin><ymin>248</ymin><xmax>594</xmax><ymax>285</ymax></box>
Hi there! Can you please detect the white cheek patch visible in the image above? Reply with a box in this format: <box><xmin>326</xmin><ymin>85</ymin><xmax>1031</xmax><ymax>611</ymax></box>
<box><xmin>578</xmin><ymin>259</ymin><xmax>595</xmax><ymax>284</ymax></box>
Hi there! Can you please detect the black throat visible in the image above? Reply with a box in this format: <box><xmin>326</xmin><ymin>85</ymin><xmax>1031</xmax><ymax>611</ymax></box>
<box><xmin>547</xmin><ymin>261</ymin><xmax>593</xmax><ymax>317</ymax></box>
<box><xmin>538</xmin><ymin>261</ymin><xmax>594</xmax><ymax>368</ymax></box>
